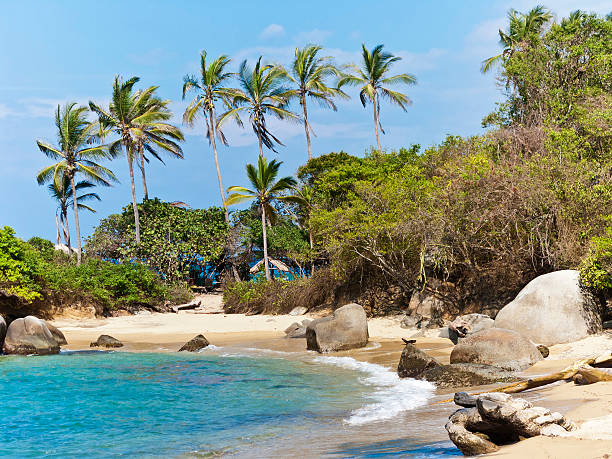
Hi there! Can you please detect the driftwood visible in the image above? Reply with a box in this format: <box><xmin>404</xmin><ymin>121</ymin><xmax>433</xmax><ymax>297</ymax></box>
<box><xmin>435</xmin><ymin>351</ymin><xmax>612</xmax><ymax>404</ymax></box>
<box><xmin>171</xmin><ymin>300</ymin><xmax>201</xmax><ymax>313</ymax></box>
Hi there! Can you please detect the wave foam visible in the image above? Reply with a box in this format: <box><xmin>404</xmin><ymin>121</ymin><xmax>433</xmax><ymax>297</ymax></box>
<box><xmin>314</xmin><ymin>356</ymin><xmax>435</xmax><ymax>425</ymax></box>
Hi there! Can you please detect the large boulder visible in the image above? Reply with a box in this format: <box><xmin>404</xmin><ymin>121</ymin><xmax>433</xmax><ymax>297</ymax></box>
<box><xmin>90</xmin><ymin>334</ymin><xmax>123</xmax><ymax>348</ymax></box>
<box><xmin>306</xmin><ymin>303</ymin><xmax>368</xmax><ymax>353</ymax></box>
<box><xmin>397</xmin><ymin>343</ymin><xmax>441</xmax><ymax>378</ymax></box>
<box><xmin>178</xmin><ymin>334</ymin><xmax>209</xmax><ymax>352</ymax></box>
<box><xmin>45</xmin><ymin>322</ymin><xmax>67</xmax><ymax>346</ymax></box>
<box><xmin>284</xmin><ymin>319</ymin><xmax>312</xmax><ymax>339</ymax></box>
<box><xmin>494</xmin><ymin>270</ymin><xmax>602</xmax><ymax>345</ymax></box>
<box><xmin>448</xmin><ymin>313</ymin><xmax>494</xmax><ymax>344</ymax></box>
<box><xmin>0</xmin><ymin>315</ymin><xmax>6</xmax><ymax>350</ymax></box>
<box><xmin>450</xmin><ymin>328</ymin><xmax>542</xmax><ymax>371</ymax></box>
<box><xmin>420</xmin><ymin>363</ymin><xmax>518</xmax><ymax>389</ymax></box>
<box><xmin>3</xmin><ymin>316</ymin><xmax>60</xmax><ymax>355</ymax></box>
<box><xmin>446</xmin><ymin>392</ymin><xmax>577</xmax><ymax>455</ymax></box>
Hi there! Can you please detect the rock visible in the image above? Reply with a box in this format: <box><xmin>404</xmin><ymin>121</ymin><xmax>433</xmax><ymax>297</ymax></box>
<box><xmin>397</xmin><ymin>343</ymin><xmax>441</xmax><ymax>378</ymax></box>
<box><xmin>450</xmin><ymin>328</ymin><xmax>542</xmax><ymax>371</ymax></box>
<box><xmin>90</xmin><ymin>334</ymin><xmax>123</xmax><ymax>348</ymax></box>
<box><xmin>446</xmin><ymin>392</ymin><xmax>576</xmax><ymax>455</ymax></box>
<box><xmin>178</xmin><ymin>334</ymin><xmax>209</xmax><ymax>352</ymax></box>
<box><xmin>420</xmin><ymin>363</ymin><xmax>518</xmax><ymax>389</ymax></box>
<box><xmin>0</xmin><ymin>315</ymin><xmax>6</xmax><ymax>350</ymax></box>
<box><xmin>289</xmin><ymin>306</ymin><xmax>308</xmax><ymax>316</ymax></box>
<box><xmin>448</xmin><ymin>313</ymin><xmax>495</xmax><ymax>344</ymax></box>
<box><xmin>454</xmin><ymin>392</ymin><xmax>477</xmax><ymax>408</ymax></box>
<box><xmin>423</xmin><ymin>317</ymin><xmax>446</xmax><ymax>329</ymax></box>
<box><xmin>306</xmin><ymin>303</ymin><xmax>368</xmax><ymax>353</ymax></box>
<box><xmin>45</xmin><ymin>322</ymin><xmax>67</xmax><ymax>346</ymax></box>
<box><xmin>284</xmin><ymin>320</ymin><xmax>312</xmax><ymax>338</ymax></box>
<box><xmin>494</xmin><ymin>270</ymin><xmax>602</xmax><ymax>345</ymax></box>
<box><xmin>408</xmin><ymin>291</ymin><xmax>444</xmax><ymax>318</ymax></box>
<box><xmin>3</xmin><ymin>316</ymin><xmax>60</xmax><ymax>355</ymax></box>
<box><xmin>400</xmin><ymin>314</ymin><xmax>422</xmax><ymax>329</ymax></box>
<box><xmin>537</xmin><ymin>344</ymin><xmax>550</xmax><ymax>358</ymax></box>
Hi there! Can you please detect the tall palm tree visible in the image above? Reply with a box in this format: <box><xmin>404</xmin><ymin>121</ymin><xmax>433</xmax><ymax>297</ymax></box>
<box><xmin>339</xmin><ymin>44</ymin><xmax>416</xmax><ymax>151</ymax></box>
<box><xmin>90</xmin><ymin>76</ymin><xmax>173</xmax><ymax>243</ymax></box>
<box><xmin>481</xmin><ymin>5</ymin><xmax>552</xmax><ymax>73</ymax></box>
<box><xmin>36</xmin><ymin>103</ymin><xmax>115</xmax><ymax>265</ymax></box>
<box><xmin>226</xmin><ymin>157</ymin><xmax>296</xmax><ymax>280</ymax></box>
<box><xmin>48</xmin><ymin>175</ymin><xmax>100</xmax><ymax>249</ymax></box>
<box><xmin>219</xmin><ymin>57</ymin><xmax>298</xmax><ymax>158</ymax></box>
<box><xmin>133</xmin><ymin>95</ymin><xmax>184</xmax><ymax>200</ymax></box>
<box><xmin>281</xmin><ymin>45</ymin><xmax>346</xmax><ymax>161</ymax></box>
<box><xmin>183</xmin><ymin>51</ymin><xmax>235</xmax><ymax>222</ymax></box>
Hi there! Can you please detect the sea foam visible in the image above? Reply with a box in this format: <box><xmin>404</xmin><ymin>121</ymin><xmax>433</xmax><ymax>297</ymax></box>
<box><xmin>314</xmin><ymin>355</ymin><xmax>435</xmax><ymax>425</ymax></box>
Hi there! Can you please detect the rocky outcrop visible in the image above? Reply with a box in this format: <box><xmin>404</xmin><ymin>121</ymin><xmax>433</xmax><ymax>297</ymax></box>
<box><xmin>3</xmin><ymin>316</ymin><xmax>61</xmax><ymax>355</ymax></box>
<box><xmin>450</xmin><ymin>328</ymin><xmax>542</xmax><ymax>371</ymax></box>
<box><xmin>420</xmin><ymin>363</ymin><xmax>518</xmax><ymax>389</ymax></box>
<box><xmin>494</xmin><ymin>270</ymin><xmax>602</xmax><ymax>345</ymax></box>
<box><xmin>446</xmin><ymin>392</ymin><xmax>577</xmax><ymax>455</ymax></box>
<box><xmin>45</xmin><ymin>322</ymin><xmax>67</xmax><ymax>346</ymax></box>
<box><xmin>0</xmin><ymin>315</ymin><xmax>6</xmax><ymax>350</ymax></box>
<box><xmin>178</xmin><ymin>334</ymin><xmax>209</xmax><ymax>352</ymax></box>
<box><xmin>397</xmin><ymin>343</ymin><xmax>440</xmax><ymax>378</ymax></box>
<box><xmin>448</xmin><ymin>313</ymin><xmax>494</xmax><ymax>344</ymax></box>
<box><xmin>90</xmin><ymin>334</ymin><xmax>123</xmax><ymax>348</ymax></box>
<box><xmin>284</xmin><ymin>320</ymin><xmax>312</xmax><ymax>338</ymax></box>
<box><xmin>306</xmin><ymin>303</ymin><xmax>368</xmax><ymax>353</ymax></box>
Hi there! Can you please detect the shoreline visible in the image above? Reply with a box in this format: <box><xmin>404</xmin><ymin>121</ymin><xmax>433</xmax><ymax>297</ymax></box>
<box><xmin>50</xmin><ymin>312</ymin><xmax>612</xmax><ymax>458</ymax></box>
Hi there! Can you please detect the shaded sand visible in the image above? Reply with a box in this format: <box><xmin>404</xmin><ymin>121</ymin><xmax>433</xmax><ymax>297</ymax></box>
<box><xmin>50</xmin><ymin>312</ymin><xmax>612</xmax><ymax>458</ymax></box>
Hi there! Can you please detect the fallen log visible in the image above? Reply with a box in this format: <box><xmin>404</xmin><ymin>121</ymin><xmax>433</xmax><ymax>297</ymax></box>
<box><xmin>171</xmin><ymin>300</ymin><xmax>201</xmax><ymax>313</ymax></box>
<box><xmin>573</xmin><ymin>367</ymin><xmax>612</xmax><ymax>385</ymax></box>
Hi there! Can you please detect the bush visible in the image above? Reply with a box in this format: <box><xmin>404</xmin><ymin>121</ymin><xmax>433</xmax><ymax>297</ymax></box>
<box><xmin>581</xmin><ymin>225</ymin><xmax>612</xmax><ymax>292</ymax></box>
<box><xmin>0</xmin><ymin>226</ymin><xmax>42</xmax><ymax>302</ymax></box>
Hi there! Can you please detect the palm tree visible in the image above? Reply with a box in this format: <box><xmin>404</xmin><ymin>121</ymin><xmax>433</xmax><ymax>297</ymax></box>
<box><xmin>183</xmin><ymin>51</ymin><xmax>235</xmax><ymax>222</ymax></box>
<box><xmin>219</xmin><ymin>57</ymin><xmax>298</xmax><ymax>158</ymax></box>
<box><xmin>339</xmin><ymin>44</ymin><xmax>416</xmax><ymax>151</ymax></box>
<box><xmin>90</xmin><ymin>76</ymin><xmax>173</xmax><ymax>243</ymax></box>
<box><xmin>133</xmin><ymin>95</ymin><xmax>184</xmax><ymax>200</ymax></box>
<box><xmin>281</xmin><ymin>45</ymin><xmax>346</xmax><ymax>161</ymax></box>
<box><xmin>36</xmin><ymin>103</ymin><xmax>115</xmax><ymax>265</ymax></box>
<box><xmin>226</xmin><ymin>157</ymin><xmax>296</xmax><ymax>280</ymax></box>
<box><xmin>48</xmin><ymin>175</ymin><xmax>100</xmax><ymax>249</ymax></box>
<box><xmin>285</xmin><ymin>184</ymin><xmax>316</xmax><ymax>274</ymax></box>
<box><xmin>481</xmin><ymin>5</ymin><xmax>552</xmax><ymax>73</ymax></box>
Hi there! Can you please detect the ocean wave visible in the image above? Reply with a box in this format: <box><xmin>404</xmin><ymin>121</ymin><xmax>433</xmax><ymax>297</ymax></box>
<box><xmin>314</xmin><ymin>355</ymin><xmax>435</xmax><ymax>425</ymax></box>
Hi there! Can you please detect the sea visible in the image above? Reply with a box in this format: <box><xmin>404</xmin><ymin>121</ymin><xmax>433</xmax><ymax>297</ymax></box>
<box><xmin>0</xmin><ymin>347</ymin><xmax>462</xmax><ymax>458</ymax></box>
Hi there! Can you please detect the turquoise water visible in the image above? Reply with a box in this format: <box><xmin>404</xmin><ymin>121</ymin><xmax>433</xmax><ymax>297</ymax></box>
<box><xmin>0</xmin><ymin>350</ymin><xmax>461</xmax><ymax>458</ymax></box>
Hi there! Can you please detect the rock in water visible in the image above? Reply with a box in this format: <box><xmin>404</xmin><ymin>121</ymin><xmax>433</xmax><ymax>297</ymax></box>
<box><xmin>178</xmin><ymin>334</ymin><xmax>209</xmax><ymax>352</ymax></box>
<box><xmin>3</xmin><ymin>316</ymin><xmax>60</xmax><ymax>355</ymax></box>
<box><xmin>306</xmin><ymin>303</ymin><xmax>368</xmax><ymax>353</ymax></box>
<box><xmin>0</xmin><ymin>315</ymin><xmax>6</xmax><ymax>350</ymax></box>
<box><xmin>450</xmin><ymin>328</ymin><xmax>542</xmax><ymax>371</ymax></box>
<box><xmin>446</xmin><ymin>392</ymin><xmax>577</xmax><ymax>455</ymax></box>
<box><xmin>397</xmin><ymin>343</ymin><xmax>441</xmax><ymax>378</ymax></box>
<box><xmin>45</xmin><ymin>322</ymin><xmax>67</xmax><ymax>345</ymax></box>
<box><xmin>494</xmin><ymin>270</ymin><xmax>602</xmax><ymax>345</ymax></box>
<box><xmin>448</xmin><ymin>313</ymin><xmax>494</xmax><ymax>344</ymax></box>
<box><xmin>90</xmin><ymin>334</ymin><xmax>123</xmax><ymax>348</ymax></box>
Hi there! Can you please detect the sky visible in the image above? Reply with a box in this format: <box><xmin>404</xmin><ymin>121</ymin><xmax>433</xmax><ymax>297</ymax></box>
<box><xmin>0</xmin><ymin>0</ymin><xmax>609</xmax><ymax>242</ymax></box>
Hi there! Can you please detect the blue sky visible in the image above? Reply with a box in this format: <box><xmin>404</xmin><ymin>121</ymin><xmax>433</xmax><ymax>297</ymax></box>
<box><xmin>0</xmin><ymin>0</ymin><xmax>608</xmax><ymax>241</ymax></box>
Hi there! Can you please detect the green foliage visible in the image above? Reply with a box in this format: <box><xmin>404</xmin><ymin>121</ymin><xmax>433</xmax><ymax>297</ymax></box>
<box><xmin>581</xmin><ymin>223</ymin><xmax>612</xmax><ymax>291</ymax></box>
<box><xmin>86</xmin><ymin>199</ymin><xmax>228</xmax><ymax>282</ymax></box>
<box><xmin>0</xmin><ymin>227</ymin><xmax>42</xmax><ymax>302</ymax></box>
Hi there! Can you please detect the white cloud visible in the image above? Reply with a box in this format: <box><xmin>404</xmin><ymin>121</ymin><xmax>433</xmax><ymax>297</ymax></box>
<box><xmin>259</xmin><ymin>24</ymin><xmax>285</xmax><ymax>40</ymax></box>
<box><xmin>0</xmin><ymin>103</ymin><xmax>16</xmax><ymax>119</ymax></box>
<box><xmin>293</xmin><ymin>28</ymin><xmax>333</xmax><ymax>44</ymax></box>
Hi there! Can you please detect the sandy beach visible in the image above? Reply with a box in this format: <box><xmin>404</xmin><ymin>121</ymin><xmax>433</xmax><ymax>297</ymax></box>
<box><xmin>50</xmin><ymin>310</ymin><xmax>612</xmax><ymax>458</ymax></box>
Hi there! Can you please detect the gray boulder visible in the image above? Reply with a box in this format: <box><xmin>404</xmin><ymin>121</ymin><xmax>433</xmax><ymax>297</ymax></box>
<box><xmin>0</xmin><ymin>315</ymin><xmax>6</xmax><ymax>350</ymax></box>
<box><xmin>494</xmin><ymin>270</ymin><xmax>602</xmax><ymax>345</ymax></box>
<box><xmin>90</xmin><ymin>334</ymin><xmax>123</xmax><ymax>348</ymax></box>
<box><xmin>45</xmin><ymin>322</ymin><xmax>67</xmax><ymax>346</ymax></box>
<box><xmin>448</xmin><ymin>313</ymin><xmax>495</xmax><ymax>344</ymax></box>
<box><xmin>306</xmin><ymin>303</ymin><xmax>368</xmax><ymax>353</ymax></box>
<box><xmin>446</xmin><ymin>392</ymin><xmax>577</xmax><ymax>455</ymax></box>
<box><xmin>284</xmin><ymin>319</ymin><xmax>312</xmax><ymax>338</ymax></box>
<box><xmin>289</xmin><ymin>306</ymin><xmax>308</xmax><ymax>316</ymax></box>
<box><xmin>178</xmin><ymin>334</ymin><xmax>209</xmax><ymax>352</ymax></box>
<box><xmin>397</xmin><ymin>343</ymin><xmax>440</xmax><ymax>378</ymax></box>
<box><xmin>450</xmin><ymin>328</ymin><xmax>542</xmax><ymax>371</ymax></box>
<box><xmin>420</xmin><ymin>363</ymin><xmax>518</xmax><ymax>389</ymax></box>
<box><xmin>3</xmin><ymin>316</ymin><xmax>60</xmax><ymax>355</ymax></box>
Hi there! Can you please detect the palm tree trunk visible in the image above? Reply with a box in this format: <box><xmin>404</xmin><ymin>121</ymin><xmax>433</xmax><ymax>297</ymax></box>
<box><xmin>127</xmin><ymin>150</ymin><xmax>141</xmax><ymax>243</ymax></box>
<box><xmin>69</xmin><ymin>174</ymin><xmax>82</xmax><ymax>265</ymax></box>
<box><xmin>309</xmin><ymin>230</ymin><xmax>315</xmax><ymax>276</ymax></box>
<box><xmin>261</xmin><ymin>204</ymin><xmax>271</xmax><ymax>281</ymax></box>
<box><xmin>55</xmin><ymin>214</ymin><xmax>61</xmax><ymax>245</ymax></box>
<box><xmin>301</xmin><ymin>94</ymin><xmax>312</xmax><ymax>161</ymax></box>
<box><xmin>373</xmin><ymin>95</ymin><xmax>381</xmax><ymax>151</ymax></box>
<box><xmin>61</xmin><ymin>209</ymin><xmax>71</xmax><ymax>250</ymax></box>
<box><xmin>139</xmin><ymin>144</ymin><xmax>149</xmax><ymax>200</ymax></box>
<box><xmin>258</xmin><ymin>134</ymin><xmax>264</xmax><ymax>159</ymax></box>
<box><xmin>208</xmin><ymin>108</ymin><xmax>229</xmax><ymax>223</ymax></box>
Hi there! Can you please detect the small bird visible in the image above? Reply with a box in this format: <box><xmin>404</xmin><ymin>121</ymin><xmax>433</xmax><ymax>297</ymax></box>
<box><xmin>402</xmin><ymin>338</ymin><xmax>417</xmax><ymax>345</ymax></box>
